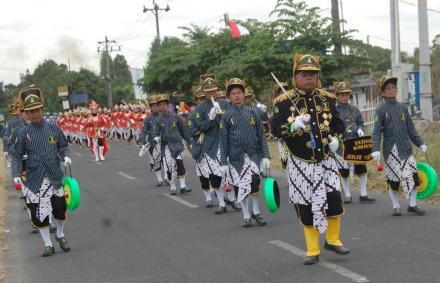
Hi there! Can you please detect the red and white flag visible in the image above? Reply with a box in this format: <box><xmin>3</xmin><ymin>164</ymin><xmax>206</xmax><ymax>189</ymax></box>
<box><xmin>228</xmin><ymin>20</ymin><xmax>250</xmax><ymax>39</ymax></box>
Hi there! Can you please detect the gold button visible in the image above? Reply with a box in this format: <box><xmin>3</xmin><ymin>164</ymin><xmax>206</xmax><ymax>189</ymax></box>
<box><xmin>309</xmin><ymin>98</ymin><xmax>312</xmax><ymax>101</ymax></box>
<box><xmin>312</xmin><ymin>122</ymin><xmax>316</xmax><ymax>125</ymax></box>
<box><xmin>315</xmin><ymin>135</ymin><xmax>318</xmax><ymax>138</ymax></box>
<box><xmin>310</xmin><ymin>109</ymin><xmax>314</xmax><ymax>112</ymax></box>
<box><xmin>318</xmin><ymin>148</ymin><xmax>321</xmax><ymax>151</ymax></box>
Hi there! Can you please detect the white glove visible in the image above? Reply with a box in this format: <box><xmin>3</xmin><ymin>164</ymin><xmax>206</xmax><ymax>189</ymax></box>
<box><xmin>260</xmin><ymin>158</ymin><xmax>271</xmax><ymax>170</ymax></box>
<box><xmin>208</xmin><ymin>107</ymin><xmax>217</xmax><ymax>120</ymax></box>
<box><xmin>220</xmin><ymin>165</ymin><xmax>229</xmax><ymax>175</ymax></box>
<box><xmin>13</xmin><ymin>177</ymin><xmax>23</xmax><ymax>186</ymax></box>
<box><xmin>371</xmin><ymin>151</ymin><xmax>381</xmax><ymax>161</ymax></box>
<box><xmin>290</xmin><ymin>118</ymin><xmax>305</xmax><ymax>132</ymax></box>
<box><xmin>64</xmin><ymin>156</ymin><xmax>72</xmax><ymax>166</ymax></box>
<box><xmin>289</xmin><ymin>114</ymin><xmax>310</xmax><ymax>132</ymax></box>
<box><xmin>212</xmin><ymin>101</ymin><xmax>221</xmax><ymax>110</ymax></box>
<box><xmin>153</xmin><ymin>136</ymin><xmax>161</xmax><ymax>143</ymax></box>
<box><xmin>3</xmin><ymin>152</ymin><xmax>8</xmax><ymax>158</ymax></box>
<box><xmin>357</xmin><ymin>128</ymin><xmax>365</xmax><ymax>137</ymax></box>
<box><xmin>419</xmin><ymin>144</ymin><xmax>427</xmax><ymax>153</ymax></box>
<box><xmin>328</xmin><ymin>135</ymin><xmax>339</xmax><ymax>153</ymax></box>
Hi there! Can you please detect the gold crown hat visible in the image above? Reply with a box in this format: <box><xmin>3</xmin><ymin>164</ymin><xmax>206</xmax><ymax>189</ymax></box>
<box><xmin>225</xmin><ymin>78</ymin><xmax>246</xmax><ymax>96</ymax></box>
<box><xmin>272</xmin><ymin>82</ymin><xmax>288</xmax><ymax>90</ymax></box>
<box><xmin>244</xmin><ymin>87</ymin><xmax>254</xmax><ymax>97</ymax></box>
<box><xmin>217</xmin><ymin>90</ymin><xmax>226</xmax><ymax>98</ymax></box>
<box><xmin>293</xmin><ymin>53</ymin><xmax>320</xmax><ymax>73</ymax></box>
<box><xmin>19</xmin><ymin>86</ymin><xmax>44</xmax><ymax>111</ymax></box>
<box><xmin>147</xmin><ymin>94</ymin><xmax>158</xmax><ymax>105</ymax></box>
<box><xmin>376</xmin><ymin>75</ymin><xmax>398</xmax><ymax>92</ymax></box>
<box><xmin>192</xmin><ymin>86</ymin><xmax>205</xmax><ymax>98</ymax></box>
<box><xmin>201</xmin><ymin>77</ymin><xmax>219</xmax><ymax>92</ymax></box>
<box><xmin>334</xmin><ymin>80</ymin><xmax>352</xmax><ymax>94</ymax></box>
<box><xmin>155</xmin><ymin>93</ymin><xmax>170</xmax><ymax>104</ymax></box>
<box><xmin>199</xmin><ymin>74</ymin><xmax>217</xmax><ymax>85</ymax></box>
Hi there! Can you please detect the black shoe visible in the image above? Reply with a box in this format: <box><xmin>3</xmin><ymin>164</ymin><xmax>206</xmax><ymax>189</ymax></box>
<box><xmin>205</xmin><ymin>200</ymin><xmax>214</xmax><ymax>208</ymax></box>
<box><xmin>214</xmin><ymin>206</ymin><xmax>227</xmax><ymax>215</ymax></box>
<box><xmin>226</xmin><ymin>199</ymin><xmax>241</xmax><ymax>211</ymax></box>
<box><xmin>170</xmin><ymin>190</ymin><xmax>177</xmax><ymax>196</ymax></box>
<box><xmin>55</xmin><ymin>236</ymin><xmax>71</xmax><ymax>252</ymax></box>
<box><xmin>251</xmin><ymin>213</ymin><xmax>266</xmax><ymax>226</ymax></box>
<box><xmin>343</xmin><ymin>196</ymin><xmax>352</xmax><ymax>204</ymax></box>
<box><xmin>407</xmin><ymin>206</ymin><xmax>426</xmax><ymax>216</ymax></box>
<box><xmin>359</xmin><ymin>195</ymin><xmax>376</xmax><ymax>202</ymax></box>
<box><xmin>180</xmin><ymin>187</ymin><xmax>192</xmax><ymax>194</ymax></box>
<box><xmin>392</xmin><ymin>208</ymin><xmax>402</xmax><ymax>216</ymax></box>
<box><xmin>242</xmin><ymin>218</ymin><xmax>252</xmax><ymax>228</ymax></box>
<box><xmin>324</xmin><ymin>241</ymin><xmax>350</xmax><ymax>255</ymax></box>
<box><xmin>42</xmin><ymin>246</ymin><xmax>55</xmax><ymax>257</ymax></box>
<box><xmin>49</xmin><ymin>224</ymin><xmax>56</xmax><ymax>234</ymax></box>
<box><xmin>304</xmin><ymin>255</ymin><xmax>320</xmax><ymax>265</ymax></box>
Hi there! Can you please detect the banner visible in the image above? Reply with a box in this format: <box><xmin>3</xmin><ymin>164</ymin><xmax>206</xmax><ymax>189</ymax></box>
<box><xmin>129</xmin><ymin>68</ymin><xmax>147</xmax><ymax>100</ymax></box>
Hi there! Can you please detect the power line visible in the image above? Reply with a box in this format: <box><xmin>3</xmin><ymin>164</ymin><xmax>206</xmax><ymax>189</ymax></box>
<box><xmin>115</xmin><ymin>15</ymin><xmax>152</xmax><ymax>42</ymax></box>
<box><xmin>113</xmin><ymin>13</ymin><xmax>145</xmax><ymax>41</ymax></box>
<box><xmin>399</xmin><ymin>0</ymin><xmax>440</xmax><ymax>14</ymax></box>
<box><xmin>98</xmin><ymin>36</ymin><xmax>120</xmax><ymax>107</ymax></box>
<box><xmin>143</xmin><ymin>0</ymin><xmax>170</xmax><ymax>39</ymax></box>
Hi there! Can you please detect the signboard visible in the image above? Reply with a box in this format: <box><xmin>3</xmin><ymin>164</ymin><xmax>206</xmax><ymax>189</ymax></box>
<box><xmin>342</xmin><ymin>136</ymin><xmax>373</xmax><ymax>163</ymax></box>
<box><xmin>69</xmin><ymin>93</ymin><xmax>89</xmax><ymax>106</ymax></box>
<box><xmin>129</xmin><ymin>68</ymin><xmax>147</xmax><ymax>100</ymax></box>
<box><xmin>62</xmin><ymin>100</ymin><xmax>70</xmax><ymax>110</ymax></box>
<box><xmin>58</xmin><ymin>86</ymin><xmax>69</xmax><ymax>97</ymax></box>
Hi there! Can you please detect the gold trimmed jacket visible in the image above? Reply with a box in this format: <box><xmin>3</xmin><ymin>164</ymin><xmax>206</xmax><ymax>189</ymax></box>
<box><xmin>271</xmin><ymin>88</ymin><xmax>345</xmax><ymax>163</ymax></box>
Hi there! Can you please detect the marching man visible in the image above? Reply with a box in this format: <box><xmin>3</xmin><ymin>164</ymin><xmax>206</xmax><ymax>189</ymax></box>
<box><xmin>372</xmin><ymin>75</ymin><xmax>427</xmax><ymax>216</ymax></box>
<box><xmin>152</xmin><ymin>94</ymin><xmax>192</xmax><ymax>195</ymax></box>
<box><xmin>12</xmin><ymin>86</ymin><xmax>72</xmax><ymax>257</ymax></box>
<box><xmin>140</xmin><ymin>94</ymin><xmax>166</xmax><ymax>186</ymax></box>
<box><xmin>333</xmin><ymin>81</ymin><xmax>375</xmax><ymax>203</ymax></box>
<box><xmin>220</xmin><ymin>78</ymin><xmax>270</xmax><ymax>227</ymax></box>
<box><xmin>84</xmin><ymin>101</ymin><xmax>109</xmax><ymax>161</ymax></box>
<box><xmin>271</xmin><ymin>53</ymin><xmax>350</xmax><ymax>265</ymax></box>
<box><xmin>188</xmin><ymin>76</ymin><xmax>239</xmax><ymax>213</ymax></box>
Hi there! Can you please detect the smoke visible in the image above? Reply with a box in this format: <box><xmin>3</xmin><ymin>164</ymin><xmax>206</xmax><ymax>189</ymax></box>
<box><xmin>48</xmin><ymin>35</ymin><xmax>97</xmax><ymax>71</ymax></box>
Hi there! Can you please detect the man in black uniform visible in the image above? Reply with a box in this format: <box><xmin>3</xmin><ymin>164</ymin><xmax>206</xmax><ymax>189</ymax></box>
<box><xmin>271</xmin><ymin>53</ymin><xmax>350</xmax><ymax>265</ymax></box>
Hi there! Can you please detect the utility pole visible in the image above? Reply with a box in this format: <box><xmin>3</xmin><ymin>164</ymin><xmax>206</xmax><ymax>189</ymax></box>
<box><xmin>390</xmin><ymin>0</ymin><xmax>405</xmax><ymax>102</ymax></box>
<box><xmin>98</xmin><ymin>36</ymin><xmax>120</xmax><ymax>108</ymax></box>
<box><xmin>331</xmin><ymin>0</ymin><xmax>342</xmax><ymax>55</ymax></box>
<box><xmin>143</xmin><ymin>0</ymin><xmax>170</xmax><ymax>40</ymax></box>
<box><xmin>418</xmin><ymin>0</ymin><xmax>434</xmax><ymax>121</ymax></box>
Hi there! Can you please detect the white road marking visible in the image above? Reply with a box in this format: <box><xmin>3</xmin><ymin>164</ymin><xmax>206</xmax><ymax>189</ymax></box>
<box><xmin>269</xmin><ymin>240</ymin><xmax>369</xmax><ymax>283</ymax></box>
<box><xmin>162</xmin><ymin>193</ymin><xmax>199</xmax><ymax>208</ymax></box>
<box><xmin>117</xmin><ymin>171</ymin><xmax>136</xmax><ymax>180</ymax></box>
<box><xmin>74</xmin><ymin>152</ymin><xmax>82</xmax><ymax>157</ymax></box>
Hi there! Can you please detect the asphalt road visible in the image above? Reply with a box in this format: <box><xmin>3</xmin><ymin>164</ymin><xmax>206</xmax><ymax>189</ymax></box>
<box><xmin>4</xmin><ymin>142</ymin><xmax>440</xmax><ymax>283</ymax></box>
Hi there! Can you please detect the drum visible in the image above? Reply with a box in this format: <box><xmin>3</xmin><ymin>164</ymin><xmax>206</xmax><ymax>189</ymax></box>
<box><xmin>264</xmin><ymin>177</ymin><xmax>280</xmax><ymax>213</ymax></box>
<box><xmin>416</xmin><ymin>161</ymin><xmax>438</xmax><ymax>200</ymax></box>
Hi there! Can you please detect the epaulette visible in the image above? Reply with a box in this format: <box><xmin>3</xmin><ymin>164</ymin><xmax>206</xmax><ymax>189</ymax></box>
<box><xmin>317</xmin><ymin>88</ymin><xmax>336</xmax><ymax>99</ymax></box>
<box><xmin>273</xmin><ymin>89</ymin><xmax>298</xmax><ymax>104</ymax></box>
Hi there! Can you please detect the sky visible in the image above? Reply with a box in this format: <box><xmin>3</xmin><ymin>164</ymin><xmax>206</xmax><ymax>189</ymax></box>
<box><xmin>1</xmin><ymin>0</ymin><xmax>440</xmax><ymax>85</ymax></box>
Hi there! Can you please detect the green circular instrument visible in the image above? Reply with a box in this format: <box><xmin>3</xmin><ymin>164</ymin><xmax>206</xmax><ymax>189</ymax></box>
<box><xmin>416</xmin><ymin>161</ymin><xmax>438</xmax><ymax>200</ymax></box>
<box><xmin>63</xmin><ymin>176</ymin><xmax>81</xmax><ymax>211</ymax></box>
<box><xmin>264</xmin><ymin>177</ymin><xmax>280</xmax><ymax>213</ymax></box>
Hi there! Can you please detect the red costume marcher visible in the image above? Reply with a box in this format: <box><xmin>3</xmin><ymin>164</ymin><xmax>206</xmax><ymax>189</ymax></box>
<box><xmin>83</xmin><ymin>101</ymin><xmax>109</xmax><ymax>161</ymax></box>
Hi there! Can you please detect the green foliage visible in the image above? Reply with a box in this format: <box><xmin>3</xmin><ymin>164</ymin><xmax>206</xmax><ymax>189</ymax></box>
<box><xmin>0</xmin><ymin>54</ymin><xmax>133</xmax><ymax>113</ymax></box>
<box><xmin>143</xmin><ymin>0</ymin><xmax>392</xmax><ymax>105</ymax></box>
